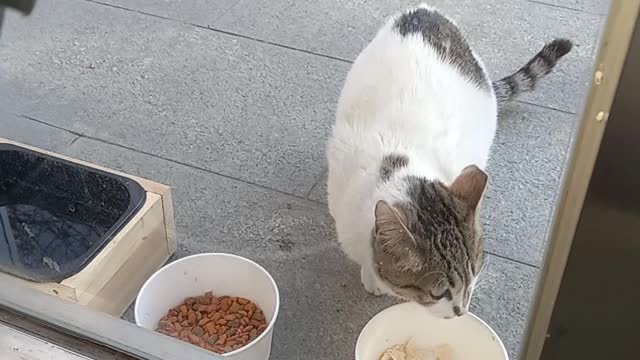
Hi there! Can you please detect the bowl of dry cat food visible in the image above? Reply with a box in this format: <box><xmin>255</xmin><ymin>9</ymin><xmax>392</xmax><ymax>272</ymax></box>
<box><xmin>356</xmin><ymin>302</ymin><xmax>508</xmax><ymax>360</ymax></box>
<box><xmin>135</xmin><ymin>253</ymin><xmax>280</xmax><ymax>360</ymax></box>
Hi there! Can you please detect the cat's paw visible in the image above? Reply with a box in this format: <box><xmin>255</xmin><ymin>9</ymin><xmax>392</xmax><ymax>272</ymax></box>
<box><xmin>361</xmin><ymin>267</ymin><xmax>384</xmax><ymax>296</ymax></box>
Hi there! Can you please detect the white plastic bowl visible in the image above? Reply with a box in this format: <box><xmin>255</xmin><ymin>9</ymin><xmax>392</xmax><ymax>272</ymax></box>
<box><xmin>356</xmin><ymin>302</ymin><xmax>508</xmax><ymax>360</ymax></box>
<box><xmin>135</xmin><ymin>253</ymin><xmax>280</xmax><ymax>360</ymax></box>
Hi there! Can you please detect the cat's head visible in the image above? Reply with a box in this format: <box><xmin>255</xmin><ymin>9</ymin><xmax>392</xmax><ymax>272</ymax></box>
<box><xmin>372</xmin><ymin>165</ymin><xmax>487</xmax><ymax>319</ymax></box>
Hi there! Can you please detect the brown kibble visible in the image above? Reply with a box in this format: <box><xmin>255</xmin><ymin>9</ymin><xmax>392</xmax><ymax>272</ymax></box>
<box><xmin>207</xmin><ymin>334</ymin><xmax>219</xmax><ymax>345</ymax></box>
<box><xmin>252</xmin><ymin>311</ymin><xmax>265</xmax><ymax>321</ymax></box>
<box><xmin>155</xmin><ymin>291</ymin><xmax>266</xmax><ymax>355</ymax></box>
<box><xmin>191</xmin><ymin>326</ymin><xmax>205</xmax><ymax>336</ymax></box>
<box><xmin>220</xmin><ymin>298</ymin><xmax>232</xmax><ymax>311</ymax></box>
<box><xmin>158</xmin><ymin>320</ymin><xmax>171</xmax><ymax>328</ymax></box>
<box><xmin>187</xmin><ymin>312</ymin><xmax>197</xmax><ymax>324</ymax></box>
<box><xmin>250</xmin><ymin>319</ymin><xmax>262</xmax><ymax>327</ymax></box>
<box><xmin>204</xmin><ymin>322</ymin><xmax>217</xmax><ymax>335</ymax></box>
<box><xmin>198</xmin><ymin>296</ymin><xmax>211</xmax><ymax>305</ymax></box>
<box><xmin>188</xmin><ymin>333</ymin><xmax>202</xmax><ymax>345</ymax></box>
<box><xmin>228</xmin><ymin>302</ymin><xmax>241</xmax><ymax>313</ymax></box>
<box><xmin>237</xmin><ymin>298</ymin><xmax>250</xmax><ymax>306</ymax></box>
<box><xmin>228</xmin><ymin>320</ymin><xmax>240</xmax><ymax>328</ymax></box>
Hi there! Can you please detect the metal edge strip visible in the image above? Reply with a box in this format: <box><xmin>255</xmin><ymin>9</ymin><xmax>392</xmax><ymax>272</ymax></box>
<box><xmin>0</xmin><ymin>272</ymin><xmax>223</xmax><ymax>360</ymax></box>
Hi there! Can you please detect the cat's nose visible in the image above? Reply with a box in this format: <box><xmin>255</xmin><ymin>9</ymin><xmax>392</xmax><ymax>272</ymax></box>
<box><xmin>453</xmin><ymin>306</ymin><xmax>466</xmax><ymax>317</ymax></box>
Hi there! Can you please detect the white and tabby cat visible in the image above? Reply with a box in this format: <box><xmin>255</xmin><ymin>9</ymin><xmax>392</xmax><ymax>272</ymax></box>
<box><xmin>327</xmin><ymin>4</ymin><xmax>572</xmax><ymax>318</ymax></box>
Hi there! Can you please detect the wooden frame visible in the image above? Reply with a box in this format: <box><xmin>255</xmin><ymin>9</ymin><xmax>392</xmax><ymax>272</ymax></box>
<box><xmin>0</xmin><ymin>137</ymin><xmax>176</xmax><ymax>316</ymax></box>
<box><xmin>521</xmin><ymin>2</ymin><xmax>640</xmax><ymax>359</ymax></box>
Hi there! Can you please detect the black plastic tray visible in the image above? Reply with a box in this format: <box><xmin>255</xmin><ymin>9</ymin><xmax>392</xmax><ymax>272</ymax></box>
<box><xmin>0</xmin><ymin>143</ymin><xmax>146</xmax><ymax>282</ymax></box>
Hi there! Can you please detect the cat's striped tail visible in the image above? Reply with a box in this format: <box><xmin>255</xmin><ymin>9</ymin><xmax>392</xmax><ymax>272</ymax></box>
<box><xmin>492</xmin><ymin>39</ymin><xmax>573</xmax><ymax>105</ymax></box>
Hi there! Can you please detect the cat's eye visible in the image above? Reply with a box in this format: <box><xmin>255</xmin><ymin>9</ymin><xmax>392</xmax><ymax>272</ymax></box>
<box><xmin>430</xmin><ymin>289</ymin><xmax>452</xmax><ymax>300</ymax></box>
<box><xmin>399</xmin><ymin>285</ymin><xmax>422</xmax><ymax>292</ymax></box>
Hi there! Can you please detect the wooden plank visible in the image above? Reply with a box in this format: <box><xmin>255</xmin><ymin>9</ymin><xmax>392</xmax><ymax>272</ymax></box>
<box><xmin>160</xmin><ymin>188</ymin><xmax>177</xmax><ymax>255</ymax></box>
<box><xmin>61</xmin><ymin>193</ymin><xmax>163</xmax><ymax>305</ymax></box>
<box><xmin>85</xmin><ymin>199</ymin><xmax>170</xmax><ymax>316</ymax></box>
<box><xmin>19</xmin><ymin>281</ymin><xmax>77</xmax><ymax>303</ymax></box>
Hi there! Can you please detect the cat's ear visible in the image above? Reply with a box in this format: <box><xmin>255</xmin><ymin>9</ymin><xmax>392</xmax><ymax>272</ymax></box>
<box><xmin>373</xmin><ymin>200</ymin><xmax>422</xmax><ymax>272</ymax></box>
<box><xmin>449</xmin><ymin>165</ymin><xmax>488</xmax><ymax>210</ymax></box>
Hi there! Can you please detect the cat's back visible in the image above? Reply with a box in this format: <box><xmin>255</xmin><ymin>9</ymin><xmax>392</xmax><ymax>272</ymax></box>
<box><xmin>336</xmin><ymin>4</ymin><xmax>496</xmax><ymax>131</ymax></box>
<box><xmin>329</xmin><ymin>4</ymin><xmax>498</xmax><ymax>217</ymax></box>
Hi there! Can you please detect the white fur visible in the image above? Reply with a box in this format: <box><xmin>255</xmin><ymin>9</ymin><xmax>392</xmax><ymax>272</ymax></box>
<box><xmin>327</xmin><ymin>6</ymin><xmax>497</xmax><ymax>317</ymax></box>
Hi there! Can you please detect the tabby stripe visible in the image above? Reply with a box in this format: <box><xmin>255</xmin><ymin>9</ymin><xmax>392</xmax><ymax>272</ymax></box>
<box><xmin>432</xmin><ymin>236</ymin><xmax>455</xmax><ymax>286</ymax></box>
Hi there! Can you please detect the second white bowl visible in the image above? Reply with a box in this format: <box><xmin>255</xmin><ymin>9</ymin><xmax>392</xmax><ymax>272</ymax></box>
<box><xmin>356</xmin><ymin>302</ymin><xmax>508</xmax><ymax>360</ymax></box>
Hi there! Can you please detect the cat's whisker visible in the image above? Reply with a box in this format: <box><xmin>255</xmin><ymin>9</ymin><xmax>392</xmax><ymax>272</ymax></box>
<box><xmin>474</xmin><ymin>273</ymin><xmax>498</xmax><ymax>290</ymax></box>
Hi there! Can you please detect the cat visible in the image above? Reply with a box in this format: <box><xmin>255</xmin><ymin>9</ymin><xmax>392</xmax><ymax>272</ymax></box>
<box><xmin>326</xmin><ymin>3</ymin><xmax>572</xmax><ymax>319</ymax></box>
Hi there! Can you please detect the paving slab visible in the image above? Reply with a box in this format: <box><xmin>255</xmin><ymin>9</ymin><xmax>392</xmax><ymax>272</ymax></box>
<box><xmin>0</xmin><ymin>113</ymin><xmax>77</xmax><ymax>151</ymax></box>
<box><xmin>529</xmin><ymin>0</ymin><xmax>611</xmax><ymax>14</ymax></box>
<box><xmin>215</xmin><ymin>0</ymin><xmax>603</xmax><ymax>113</ymax></box>
<box><xmin>471</xmin><ymin>255</ymin><xmax>538</xmax><ymax>360</ymax></box>
<box><xmin>65</xmin><ymin>137</ymin><xmax>538</xmax><ymax>360</ymax></box>
<box><xmin>484</xmin><ymin>103</ymin><xmax>575</xmax><ymax>265</ymax></box>
<box><xmin>310</xmin><ymin>102</ymin><xmax>576</xmax><ymax>266</ymax></box>
<box><xmin>99</xmin><ymin>0</ymin><xmax>239</xmax><ymax>26</ymax></box>
<box><xmin>0</xmin><ymin>0</ymin><xmax>345</xmax><ymax>196</ymax></box>
<box><xmin>64</xmin><ymin>137</ymin><xmax>335</xmax><ymax>261</ymax></box>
